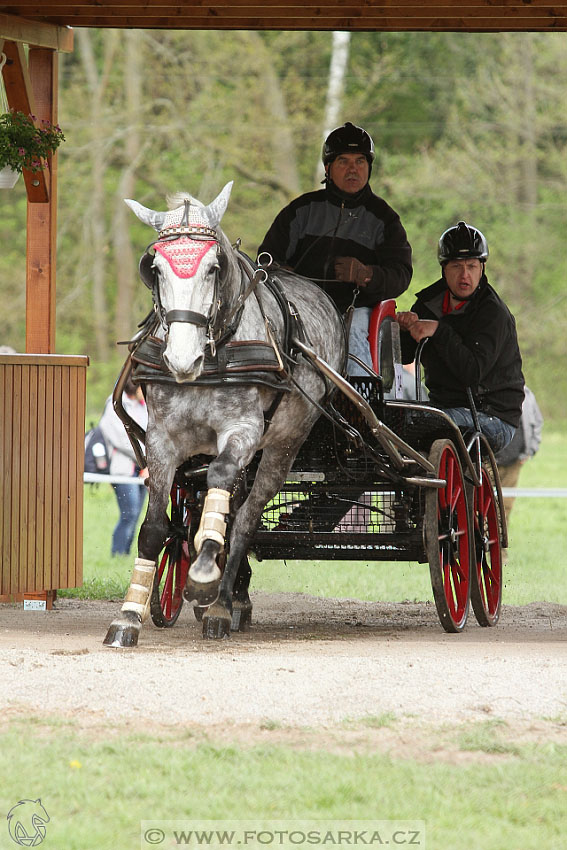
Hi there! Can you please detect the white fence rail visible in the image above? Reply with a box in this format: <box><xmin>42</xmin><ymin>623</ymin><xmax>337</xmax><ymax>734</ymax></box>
<box><xmin>501</xmin><ymin>488</ymin><xmax>567</xmax><ymax>498</ymax></box>
<box><xmin>84</xmin><ymin>473</ymin><xmax>146</xmax><ymax>485</ymax></box>
<box><xmin>83</xmin><ymin>473</ymin><xmax>567</xmax><ymax>497</ymax></box>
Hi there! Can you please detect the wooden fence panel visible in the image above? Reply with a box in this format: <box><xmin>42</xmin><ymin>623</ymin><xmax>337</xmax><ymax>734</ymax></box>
<box><xmin>0</xmin><ymin>353</ymin><xmax>88</xmax><ymax>595</ymax></box>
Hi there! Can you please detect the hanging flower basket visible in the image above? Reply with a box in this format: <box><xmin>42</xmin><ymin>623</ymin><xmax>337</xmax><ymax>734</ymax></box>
<box><xmin>0</xmin><ymin>110</ymin><xmax>65</xmax><ymax>188</ymax></box>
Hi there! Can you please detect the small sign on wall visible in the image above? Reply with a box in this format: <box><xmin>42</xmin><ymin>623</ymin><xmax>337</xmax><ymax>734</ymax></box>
<box><xmin>22</xmin><ymin>590</ymin><xmax>54</xmax><ymax>611</ymax></box>
<box><xmin>23</xmin><ymin>599</ymin><xmax>47</xmax><ymax>611</ymax></box>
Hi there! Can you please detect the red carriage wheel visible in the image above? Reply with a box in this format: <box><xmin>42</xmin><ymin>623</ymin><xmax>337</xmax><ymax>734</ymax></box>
<box><xmin>150</xmin><ymin>482</ymin><xmax>191</xmax><ymax>628</ymax></box>
<box><xmin>425</xmin><ymin>439</ymin><xmax>471</xmax><ymax>632</ymax></box>
<box><xmin>470</xmin><ymin>464</ymin><xmax>502</xmax><ymax>626</ymax></box>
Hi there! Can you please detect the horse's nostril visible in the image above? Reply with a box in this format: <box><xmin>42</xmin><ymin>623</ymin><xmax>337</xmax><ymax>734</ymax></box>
<box><xmin>163</xmin><ymin>354</ymin><xmax>204</xmax><ymax>383</ymax></box>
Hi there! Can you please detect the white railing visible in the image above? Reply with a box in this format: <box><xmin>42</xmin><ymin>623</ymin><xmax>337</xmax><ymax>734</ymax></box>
<box><xmin>84</xmin><ymin>472</ymin><xmax>146</xmax><ymax>485</ymax></box>
<box><xmin>83</xmin><ymin>473</ymin><xmax>567</xmax><ymax>497</ymax></box>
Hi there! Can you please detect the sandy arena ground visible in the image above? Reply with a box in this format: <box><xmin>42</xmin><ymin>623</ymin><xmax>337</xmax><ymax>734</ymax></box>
<box><xmin>1</xmin><ymin>594</ymin><xmax>565</xmax><ymax>743</ymax></box>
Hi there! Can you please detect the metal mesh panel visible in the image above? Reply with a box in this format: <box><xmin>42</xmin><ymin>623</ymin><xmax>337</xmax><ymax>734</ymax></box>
<box><xmin>251</xmin><ymin>483</ymin><xmax>425</xmax><ymax>561</ymax></box>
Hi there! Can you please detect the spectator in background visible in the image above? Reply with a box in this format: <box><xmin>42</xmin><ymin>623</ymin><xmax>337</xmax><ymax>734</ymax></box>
<box><xmin>99</xmin><ymin>379</ymin><xmax>148</xmax><ymax>556</ymax></box>
<box><xmin>495</xmin><ymin>386</ymin><xmax>543</xmax><ymax>524</ymax></box>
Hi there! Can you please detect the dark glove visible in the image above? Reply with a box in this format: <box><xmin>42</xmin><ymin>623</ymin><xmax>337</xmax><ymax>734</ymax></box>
<box><xmin>334</xmin><ymin>257</ymin><xmax>373</xmax><ymax>287</ymax></box>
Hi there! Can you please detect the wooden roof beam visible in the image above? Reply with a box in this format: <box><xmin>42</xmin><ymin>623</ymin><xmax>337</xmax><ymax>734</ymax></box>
<box><xmin>17</xmin><ymin>14</ymin><xmax>567</xmax><ymax>31</ymax></box>
<box><xmin>21</xmin><ymin>2</ymin><xmax>567</xmax><ymax>12</ymax></box>
<box><xmin>6</xmin><ymin>0</ymin><xmax>567</xmax><ymax>6</ymax></box>
<box><xmin>0</xmin><ymin>11</ymin><xmax>72</xmax><ymax>50</ymax></box>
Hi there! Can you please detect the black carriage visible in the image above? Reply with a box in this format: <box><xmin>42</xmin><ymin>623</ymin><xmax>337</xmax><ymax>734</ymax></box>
<box><xmin>114</xmin><ymin>299</ymin><xmax>506</xmax><ymax>636</ymax></box>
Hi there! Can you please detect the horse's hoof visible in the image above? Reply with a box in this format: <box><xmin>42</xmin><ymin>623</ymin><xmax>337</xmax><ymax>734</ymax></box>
<box><xmin>193</xmin><ymin>605</ymin><xmax>209</xmax><ymax>623</ymax></box>
<box><xmin>231</xmin><ymin>599</ymin><xmax>253</xmax><ymax>632</ymax></box>
<box><xmin>183</xmin><ymin>577</ymin><xmax>220</xmax><ymax>607</ymax></box>
<box><xmin>202</xmin><ymin>603</ymin><xmax>231</xmax><ymax>640</ymax></box>
<box><xmin>202</xmin><ymin>616</ymin><xmax>231</xmax><ymax>640</ymax></box>
<box><xmin>193</xmin><ymin>605</ymin><xmax>206</xmax><ymax>623</ymax></box>
<box><xmin>103</xmin><ymin>619</ymin><xmax>140</xmax><ymax>648</ymax></box>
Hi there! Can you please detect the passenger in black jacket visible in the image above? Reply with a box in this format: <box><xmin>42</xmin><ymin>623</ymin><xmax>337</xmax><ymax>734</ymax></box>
<box><xmin>258</xmin><ymin>122</ymin><xmax>412</xmax><ymax>375</ymax></box>
<box><xmin>397</xmin><ymin>221</ymin><xmax>524</xmax><ymax>452</ymax></box>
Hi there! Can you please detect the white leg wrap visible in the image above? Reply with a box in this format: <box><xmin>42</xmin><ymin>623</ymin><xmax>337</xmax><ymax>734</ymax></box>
<box><xmin>122</xmin><ymin>558</ymin><xmax>156</xmax><ymax>623</ymax></box>
<box><xmin>194</xmin><ymin>488</ymin><xmax>230</xmax><ymax>554</ymax></box>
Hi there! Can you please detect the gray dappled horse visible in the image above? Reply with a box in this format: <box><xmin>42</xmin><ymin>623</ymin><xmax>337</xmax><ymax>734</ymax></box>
<box><xmin>103</xmin><ymin>182</ymin><xmax>346</xmax><ymax>645</ymax></box>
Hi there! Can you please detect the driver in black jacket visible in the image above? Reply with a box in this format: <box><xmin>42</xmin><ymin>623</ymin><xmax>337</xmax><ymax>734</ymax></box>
<box><xmin>397</xmin><ymin>221</ymin><xmax>524</xmax><ymax>452</ymax></box>
<box><xmin>258</xmin><ymin>122</ymin><xmax>412</xmax><ymax>375</ymax></box>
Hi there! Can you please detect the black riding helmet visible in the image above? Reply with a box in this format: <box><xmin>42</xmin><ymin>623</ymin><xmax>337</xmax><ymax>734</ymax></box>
<box><xmin>438</xmin><ymin>221</ymin><xmax>489</xmax><ymax>265</ymax></box>
<box><xmin>322</xmin><ymin>121</ymin><xmax>375</xmax><ymax>167</ymax></box>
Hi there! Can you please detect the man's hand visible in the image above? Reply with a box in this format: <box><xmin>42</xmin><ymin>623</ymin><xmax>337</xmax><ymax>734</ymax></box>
<box><xmin>396</xmin><ymin>311</ymin><xmax>419</xmax><ymax>331</ymax></box>
<box><xmin>335</xmin><ymin>257</ymin><xmax>372</xmax><ymax>286</ymax></box>
<box><xmin>396</xmin><ymin>312</ymin><xmax>439</xmax><ymax>341</ymax></box>
<box><xmin>411</xmin><ymin>320</ymin><xmax>439</xmax><ymax>341</ymax></box>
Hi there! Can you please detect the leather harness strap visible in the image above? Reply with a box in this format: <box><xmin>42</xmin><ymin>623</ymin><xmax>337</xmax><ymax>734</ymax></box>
<box><xmin>165</xmin><ymin>309</ymin><xmax>208</xmax><ymax>326</ymax></box>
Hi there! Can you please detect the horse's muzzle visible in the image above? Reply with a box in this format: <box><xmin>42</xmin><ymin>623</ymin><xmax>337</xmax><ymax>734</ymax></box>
<box><xmin>163</xmin><ymin>351</ymin><xmax>204</xmax><ymax>383</ymax></box>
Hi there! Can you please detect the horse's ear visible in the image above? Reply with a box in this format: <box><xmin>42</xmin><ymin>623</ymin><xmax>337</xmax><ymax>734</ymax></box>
<box><xmin>204</xmin><ymin>181</ymin><xmax>233</xmax><ymax>229</ymax></box>
<box><xmin>124</xmin><ymin>199</ymin><xmax>166</xmax><ymax>232</ymax></box>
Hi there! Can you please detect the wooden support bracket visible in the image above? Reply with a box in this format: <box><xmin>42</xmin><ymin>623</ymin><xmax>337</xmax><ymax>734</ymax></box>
<box><xmin>1</xmin><ymin>39</ymin><xmax>49</xmax><ymax>202</ymax></box>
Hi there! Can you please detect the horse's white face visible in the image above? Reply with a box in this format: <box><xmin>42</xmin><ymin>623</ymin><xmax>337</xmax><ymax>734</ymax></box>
<box><xmin>125</xmin><ymin>182</ymin><xmax>233</xmax><ymax>383</ymax></box>
<box><xmin>154</xmin><ymin>240</ymin><xmax>219</xmax><ymax>381</ymax></box>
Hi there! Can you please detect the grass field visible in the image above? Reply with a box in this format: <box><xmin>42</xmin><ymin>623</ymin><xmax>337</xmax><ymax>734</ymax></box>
<box><xmin>73</xmin><ymin>429</ymin><xmax>567</xmax><ymax>605</ymax></box>
<box><xmin>2</xmin><ymin>716</ymin><xmax>566</xmax><ymax>850</ymax></box>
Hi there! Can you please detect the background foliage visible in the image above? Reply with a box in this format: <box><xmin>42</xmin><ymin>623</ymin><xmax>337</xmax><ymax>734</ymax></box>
<box><xmin>0</xmin><ymin>31</ymin><xmax>565</xmax><ymax>421</ymax></box>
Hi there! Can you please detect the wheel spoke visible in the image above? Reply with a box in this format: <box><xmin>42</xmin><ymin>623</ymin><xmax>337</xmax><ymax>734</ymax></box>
<box><xmin>158</xmin><ymin>544</ymin><xmax>171</xmax><ymax>581</ymax></box>
<box><xmin>450</xmin><ymin>484</ymin><xmax>463</xmax><ymax>514</ymax></box>
<box><xmin>160</xmin><ymin>549</ymin><xmax>176</xmax><ymax>618</ymax></box>
<box><xmin>446</xmin><ymin>458</ymin><xmax>454</xmax><ymax>501</ymax></box>
<box><xmin>443</xmin><ymin>558</ymin><xmax>467</xmax><ymax>616</ymax></box>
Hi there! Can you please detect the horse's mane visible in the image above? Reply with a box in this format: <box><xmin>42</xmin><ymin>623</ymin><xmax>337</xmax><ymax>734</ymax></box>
<box><xmin>166</xmin><ymin>191</ymin><xmax>204</xmax><ymax>210</ymax></box>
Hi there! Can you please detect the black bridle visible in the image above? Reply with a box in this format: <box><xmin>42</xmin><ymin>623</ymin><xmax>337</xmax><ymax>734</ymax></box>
<box><xmin>139</xmin><ymin>202</ymin><xmax>272</xmax><ymax>357</ymax></box>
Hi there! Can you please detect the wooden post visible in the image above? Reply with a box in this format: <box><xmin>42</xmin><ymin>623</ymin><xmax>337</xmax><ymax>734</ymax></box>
<box><xmin>26</xmin><ymin>47</ymin><xmax>58</xmax><ymax>354</ymax></box>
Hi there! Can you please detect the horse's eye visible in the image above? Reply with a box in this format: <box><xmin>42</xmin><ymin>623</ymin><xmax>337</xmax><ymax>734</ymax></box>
<box><xmin>210</xmin><ymin>263</ymin><xmax>220</xmax><ymax>274</ymax></box>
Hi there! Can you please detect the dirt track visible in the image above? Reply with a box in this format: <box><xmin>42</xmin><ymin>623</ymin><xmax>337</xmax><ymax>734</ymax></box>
<box><xmin>1</xmin><ymin>594</ymin><xmax>565</xmax><ymax>734</ymax></box>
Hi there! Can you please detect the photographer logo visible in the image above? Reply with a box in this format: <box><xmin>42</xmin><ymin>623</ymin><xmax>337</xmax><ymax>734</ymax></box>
<box><xmin>6</xmin><ymin>799</ymin><xmax>50</xmax><ymax>846</ymax></box>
